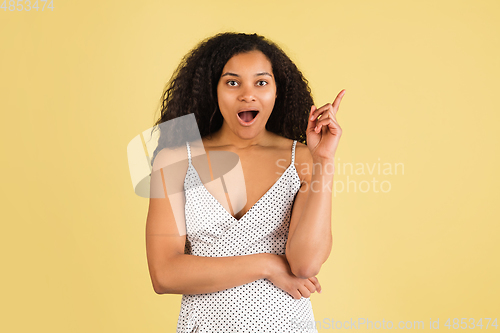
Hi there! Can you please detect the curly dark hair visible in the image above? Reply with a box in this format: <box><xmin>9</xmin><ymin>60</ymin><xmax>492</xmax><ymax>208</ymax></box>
<box><xmin>149</xmin><ymin>32</ymin><xmax>314</xmax><ymax>167</ymax></box>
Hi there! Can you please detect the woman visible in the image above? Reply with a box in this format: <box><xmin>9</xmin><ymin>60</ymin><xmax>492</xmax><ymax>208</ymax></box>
<box><xmin>145</xmin><ymin>32</ymin><xmax>345</xmax><ymax>332</ymax></box>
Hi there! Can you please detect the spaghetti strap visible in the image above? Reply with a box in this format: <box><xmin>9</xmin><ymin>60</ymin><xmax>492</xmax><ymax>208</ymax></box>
<box><xmin>291</xmin><ymin>140</ymin><xmax>297</xmax><ymax>165</ymax></box>
<box><xmin>185</xmin><ymin>141</ymin><xmax>192</xmax><ymax>165</ymax></box>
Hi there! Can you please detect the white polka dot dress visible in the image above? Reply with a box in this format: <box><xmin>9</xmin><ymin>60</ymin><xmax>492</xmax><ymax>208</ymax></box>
<box><xmin>176</xmin><ymin>140</ymin><xmax>318</xmax><ymax>333</ymax></box>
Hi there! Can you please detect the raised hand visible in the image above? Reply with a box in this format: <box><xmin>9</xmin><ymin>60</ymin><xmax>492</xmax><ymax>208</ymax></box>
<box><xmin>306</xmin><ymin>89</ymin><xmax>346</xmax><ymax>159</ymax></box>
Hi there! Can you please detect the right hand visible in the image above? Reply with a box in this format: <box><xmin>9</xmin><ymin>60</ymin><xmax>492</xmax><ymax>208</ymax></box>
<box><xmin>266</xmin><ymin>254</ymin><xmax>322</xmax><ymax>300</ymax></box>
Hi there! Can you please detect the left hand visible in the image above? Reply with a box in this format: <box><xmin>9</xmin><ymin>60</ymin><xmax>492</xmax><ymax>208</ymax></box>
<box><xmin>306</xmin><ymin>89</ymin><xmax>346</xmax><ymax>160</ymax></box>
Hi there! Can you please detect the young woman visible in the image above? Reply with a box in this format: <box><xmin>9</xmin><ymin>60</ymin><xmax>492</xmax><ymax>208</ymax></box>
<box><xmin>145</xmin><ymin>32</ymin><xmax>345</xmax><ymax>332</ymax></box>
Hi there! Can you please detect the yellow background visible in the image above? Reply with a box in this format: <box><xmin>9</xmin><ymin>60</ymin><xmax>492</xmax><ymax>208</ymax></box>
<box><xmin>1</xmin><ymin>0</ymin><xmax>499</xmax><ymax>332</ymax></box>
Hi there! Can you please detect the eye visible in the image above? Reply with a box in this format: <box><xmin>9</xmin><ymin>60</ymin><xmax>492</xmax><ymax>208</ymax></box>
<box><xmin>257</xmin><ymin>80</ymin><xmax>268</xmax><ymax>86</ymax></box>
<box><xmin>227</xmin><ymin>80</ymin><xmax>239</xmax><ymax>87</ymax></box>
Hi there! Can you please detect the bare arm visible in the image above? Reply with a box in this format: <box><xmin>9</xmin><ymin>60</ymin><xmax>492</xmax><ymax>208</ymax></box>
<box><xmin>286</xmin><ymin>91</ymin><xmax>345</xmax><ymax>278</ymax></box>
<box><xmin>153</xmin><ymin>251</ymin><xmax>271</xmax><ymax>295</ymax></box>
<box><xmin>285</xmin><ymin>150</ymin><xmax>333</xmax><ymax>279</ymax></box>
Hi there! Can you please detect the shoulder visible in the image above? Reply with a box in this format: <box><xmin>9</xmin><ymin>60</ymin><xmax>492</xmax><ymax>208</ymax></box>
<box><xmin>152</xmin><ymin>144</ymin><xmax>189</xmax><ymax>173</ymax></box>
<box><xmin>293</xmin><ymin>141</ymin><xmax>313</xmax><ymax>185</ymax></box>
<box><xmin>150</xmin><ymin>145</ymin><xmax>190</xmax><ymax>197</ymax></box>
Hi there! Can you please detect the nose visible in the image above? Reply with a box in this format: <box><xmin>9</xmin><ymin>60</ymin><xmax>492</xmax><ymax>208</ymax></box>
<box><xmin>238</xmin><ymin>84</ymin><xmax>256</xmax><ymax>102</ymax></box>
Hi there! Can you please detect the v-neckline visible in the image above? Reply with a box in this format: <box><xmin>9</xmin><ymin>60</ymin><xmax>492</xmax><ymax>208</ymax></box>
<box><xmin>187</xmin><ymin>161</ymin><xmax>297</xmax><ymax>222</ymax></box>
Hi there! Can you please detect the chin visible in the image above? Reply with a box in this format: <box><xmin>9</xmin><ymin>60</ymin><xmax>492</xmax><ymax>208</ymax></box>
<box><xmin>234</xmin><ymin>127</ymin><xmax>262</xmax><ymax>138</ymax></box>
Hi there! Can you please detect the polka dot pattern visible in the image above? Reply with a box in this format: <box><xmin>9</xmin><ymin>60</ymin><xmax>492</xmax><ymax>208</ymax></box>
<box><xmin>176</xmin><ymin>140</ymin><xmax>318</xmax><ymax>333</ymax></box>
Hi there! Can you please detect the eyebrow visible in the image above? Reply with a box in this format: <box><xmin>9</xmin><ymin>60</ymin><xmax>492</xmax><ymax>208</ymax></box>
<box><xmin>221</xmin><ymin>72</ymin><xmax>273</xmax><ymax>78</ymax></box>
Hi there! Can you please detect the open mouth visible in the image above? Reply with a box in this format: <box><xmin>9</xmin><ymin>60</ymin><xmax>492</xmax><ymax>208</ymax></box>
<box><xmin>237</xmin><ymin>110</ymin><xmax>259</xmax><ymax>123</ymax></box>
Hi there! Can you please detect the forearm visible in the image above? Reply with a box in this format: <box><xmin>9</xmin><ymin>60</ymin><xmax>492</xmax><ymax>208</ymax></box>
<box><xmin>286</xmin><ymin>157</ymin><xmax>334</xmax><ymax>278</ymax></box>
<box><xmin>158</xmin><ymin>253</ymin><xmax>272</xmax><ymax>295</ymax></box>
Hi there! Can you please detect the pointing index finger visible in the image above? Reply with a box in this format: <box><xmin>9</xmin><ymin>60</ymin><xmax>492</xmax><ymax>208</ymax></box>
<box><xmin>332</xmin><ymin>89</ymin><xmax>346</xmax><ymax>113</ymax></box>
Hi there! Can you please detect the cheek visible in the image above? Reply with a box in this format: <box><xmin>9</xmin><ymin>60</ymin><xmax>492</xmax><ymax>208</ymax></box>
<box><xmin>217</xmin><ymin>92</ymin><xmax>231</xmax><ymax>108</ymax></box>
<box><xmin>262</xmin><ymin>90</ymin><xmax>277</xmax><ymax>106</ymax></box>
<box><xmin>216</xmin><ymin>87</ymin><xmax>227</xmax><ymax>105</ymax></box>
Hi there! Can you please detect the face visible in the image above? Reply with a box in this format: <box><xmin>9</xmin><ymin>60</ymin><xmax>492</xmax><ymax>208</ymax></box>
<box><xmin>216</xmin><ymin>50</ymin><xmax>277</xmax><ymax>137</ymax></box>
